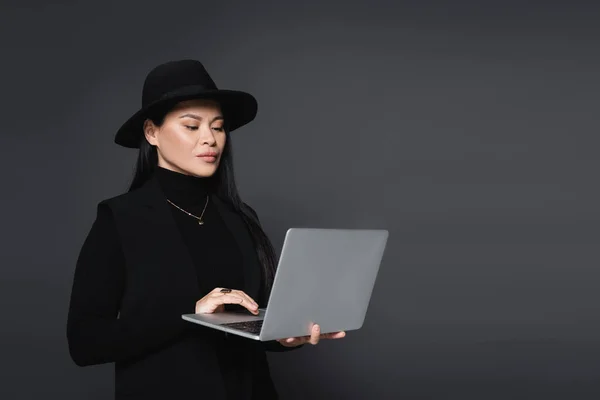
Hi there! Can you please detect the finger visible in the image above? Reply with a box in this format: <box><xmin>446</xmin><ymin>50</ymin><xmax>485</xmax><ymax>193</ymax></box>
<box><xmin>309</xmin><ymin>324</ymin><xmax>321</xmax><ymax>345</ymax></box>
<box><xmin>210</xmin><ymin>293</ymin><xmax>259</xmax><ymax>314</ymax></box>
<box><xmin>232</xmin><ymin>290</ymin><xmax>259</xmax><ymax>311</ymax></box>
<box><xmin>321</xmin><ymin>331</ymin><xmax>346</xmax><ymax>339</ymax></box>
<box><xmin>233</xmin><ymin>291</ymin><xmax>259</xmax><ymax>314</ymax></box>
<box><xmin>279</xmin><ymin>337</ymin><xmax>305</xmax><ymax>347</ymax></box>
<box><xmin>196</xmin><ymin>298</ymin><xmax>232</xmax><ymax>314</ymax></box>
<box><xmin>211</xmin><ymin>287</ymin><xmax>232</xmax><ymax>294</ymax></box>
<box><xmin>209</xmin><ymin>293</ymin><xmax>244</xmax><ymax>306</ymax></box>
<box><xmin>212</xmin><ymin>289</ymin><xmax>259</xmax><ymax>310</ymax></box>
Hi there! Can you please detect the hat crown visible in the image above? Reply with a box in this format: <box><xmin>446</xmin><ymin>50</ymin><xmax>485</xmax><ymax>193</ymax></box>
<box><xmin>141</xmin><ymin>60</ymin><xmax>218</xmax><ymax>107</ymax></box>
<box><xmin>115</xmin><ymin>59</ymin><xmax>257</xmax><ymax>148</ymax></box>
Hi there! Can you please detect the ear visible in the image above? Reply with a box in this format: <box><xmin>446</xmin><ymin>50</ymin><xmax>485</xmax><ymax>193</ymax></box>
<box><xmin>143</xmin><ymin>119</ymin><xmax>159</xmax><ymax>146</ymax></box>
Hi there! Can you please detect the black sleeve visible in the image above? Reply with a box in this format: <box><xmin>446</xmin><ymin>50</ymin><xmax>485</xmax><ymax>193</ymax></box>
<box><xmin>243</xmin><ymin>203</ymin><xmax>304</xmax><ymax>353</ymax></box>
<box><xmin>66</xmin><ymin>204</ymin><xmax>188</xmax><ymax>366</ymax></box>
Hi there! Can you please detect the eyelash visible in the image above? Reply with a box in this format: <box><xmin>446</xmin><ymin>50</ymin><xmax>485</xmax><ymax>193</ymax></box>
<box><xmin>184</xmin><ymin>126</ymin><xmax>224</xmax><ymax>132</ymax></box>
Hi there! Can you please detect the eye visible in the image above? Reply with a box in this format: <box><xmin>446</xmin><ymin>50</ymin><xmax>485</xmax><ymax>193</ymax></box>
<box><xmin>184</xmin><ymin>125</ymin><xmax>198</xmax><ymax>131</ymax></box>
<box><xmin>212</xmin><ymin>126</ymin><xmax>225</xmax><ymax>132</ymax></box>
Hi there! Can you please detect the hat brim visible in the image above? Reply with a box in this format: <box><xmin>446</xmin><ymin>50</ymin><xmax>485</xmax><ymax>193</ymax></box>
<box><xmin>114</xmin><ymin>86</ymin><xmax>258</xmax><ymax>148</ymax></box>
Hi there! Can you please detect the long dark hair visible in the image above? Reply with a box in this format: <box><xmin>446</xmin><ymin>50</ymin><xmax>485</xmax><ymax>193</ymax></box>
<box><xmin>127</xmin><ymin>106</ymin><xmax>278</xmax><ymax>304</ymax></box>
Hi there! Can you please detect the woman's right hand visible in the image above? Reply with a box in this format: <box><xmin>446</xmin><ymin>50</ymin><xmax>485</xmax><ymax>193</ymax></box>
<box><xmin>195</xmin><ymin>288</ymin><xmax>260</xmax><ymax>315</ymax></box>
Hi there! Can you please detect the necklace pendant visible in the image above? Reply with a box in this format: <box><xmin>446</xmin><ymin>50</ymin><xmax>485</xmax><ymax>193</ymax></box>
<box><xmin>198</xmin><ymin>220</ymin><xmax>204</xmax><ymax>225</ymax></box>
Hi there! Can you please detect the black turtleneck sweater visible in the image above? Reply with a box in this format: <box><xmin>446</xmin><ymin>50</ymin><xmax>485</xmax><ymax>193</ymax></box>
<box><xmin>154</xmin><ymin>166</ymin><xmax>245</xmax><ymax>296</ymax></box>
<box><xmin>154</xmin><ymin>167</ymin><xmax>246</xmax><ymax>398</ymax></box>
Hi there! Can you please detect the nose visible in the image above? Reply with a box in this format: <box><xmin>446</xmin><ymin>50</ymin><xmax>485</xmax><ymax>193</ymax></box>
<box><xmin>197</xmin><ymin>124</ymin><xmax>217</xmax><ymax>146</ymax></box>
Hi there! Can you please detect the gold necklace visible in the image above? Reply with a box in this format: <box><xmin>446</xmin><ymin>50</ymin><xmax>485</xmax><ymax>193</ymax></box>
<box><xmin>166</xmin><ymin>196</ymin><xmax>209</xmax><ymax>225</ymax></box>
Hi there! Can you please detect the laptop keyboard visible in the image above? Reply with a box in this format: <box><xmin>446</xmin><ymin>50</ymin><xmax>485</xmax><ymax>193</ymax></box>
<box><xmin>221</xmin><ymin>320</ymin><xmax>263</xmax><ymax>335</ymax></box>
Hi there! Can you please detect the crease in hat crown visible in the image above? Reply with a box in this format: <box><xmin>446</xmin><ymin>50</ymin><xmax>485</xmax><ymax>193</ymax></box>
<box><xmin>114</xmin><ymin>59</ymin><xmax>258</xmax><ymax>148</ymax></box>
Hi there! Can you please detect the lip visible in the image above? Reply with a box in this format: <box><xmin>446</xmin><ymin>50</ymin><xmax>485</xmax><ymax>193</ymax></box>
<box><xmin>196</xmin><ymin>152</ymin><xmax>218</xmax><ymax>163</ymax></box>
<box><xmin>196</xmin><ymin>151</ymin><xmax>219</xmax><ymax>157</ymax></box>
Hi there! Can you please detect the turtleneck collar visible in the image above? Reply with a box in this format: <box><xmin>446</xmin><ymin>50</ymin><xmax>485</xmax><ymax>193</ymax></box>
<box><xmin>154</xmin><ymin>166</ymin><xmax>216</xmax><ymax>206</ymax></box>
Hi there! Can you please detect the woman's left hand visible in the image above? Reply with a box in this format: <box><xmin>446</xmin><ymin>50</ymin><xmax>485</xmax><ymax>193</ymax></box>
<box><xmin>276</xmin><ymin>324</ymin><xmax>346</xmax><ymax>347</ymax></box>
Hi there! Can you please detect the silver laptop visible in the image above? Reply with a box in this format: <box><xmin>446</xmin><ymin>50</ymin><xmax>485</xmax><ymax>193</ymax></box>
<box><xmin>181</xmin><ymin>228</ymin><xmax>388</xmax><ymax>341</ymax></box>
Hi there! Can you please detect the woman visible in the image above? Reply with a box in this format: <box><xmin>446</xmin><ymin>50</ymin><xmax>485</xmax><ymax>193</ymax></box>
<box><xmin>66</xmin><ymin>59</ymin><xmax>344</xmax><ymax>399</ymax></box>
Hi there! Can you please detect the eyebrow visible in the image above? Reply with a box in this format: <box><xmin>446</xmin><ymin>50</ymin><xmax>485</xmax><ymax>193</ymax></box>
<box><xmin>178</xmin><ymin>113</ymin><xmax>224</xmax><ymax>123</ymax></box>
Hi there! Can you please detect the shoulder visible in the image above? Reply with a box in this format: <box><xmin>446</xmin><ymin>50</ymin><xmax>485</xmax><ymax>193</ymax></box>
<box><xmin>92</xmin><ymin>192</ymin><xmax>129</xmax><ymax>224</ymax></box>
<box><xmin>97</xmin><ymin>185</ymin><xmax>147</xmax><ymax>211</ymax></box>
<box><xmin>88</xmin><ymin>189</ymin><xmax>143</xmax><ymax>230</ymax></box>
<box><xmin>89</xmin><ymin>188</ymin><xmax>150</xmax><ymax>241</ymax></box>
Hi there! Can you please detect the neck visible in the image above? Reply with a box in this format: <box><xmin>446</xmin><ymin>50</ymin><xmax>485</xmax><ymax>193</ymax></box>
<box><xmin>154</xmin><ymin>166</ymin><xmax>215</xmax><ymax>206</ymax></box>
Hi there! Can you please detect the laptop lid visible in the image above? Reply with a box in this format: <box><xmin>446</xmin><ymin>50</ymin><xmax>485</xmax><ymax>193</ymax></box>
<box><xmin>259</xmin><ymin>228</ymin><xmax>388</xmax><ymax>341</ymax></box>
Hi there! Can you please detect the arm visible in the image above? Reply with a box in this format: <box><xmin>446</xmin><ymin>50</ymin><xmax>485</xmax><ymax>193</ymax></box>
<box><xmin>66</xmin><ymin>204</ymin><xmax>188</xmax><ymax>366</ymax></box>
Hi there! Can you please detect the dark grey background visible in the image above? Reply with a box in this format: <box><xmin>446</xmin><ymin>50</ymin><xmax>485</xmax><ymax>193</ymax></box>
<box><xmin>1</xmin><ymin>1</ymin><xmax>599</xmax><ymax>399</ymax></box>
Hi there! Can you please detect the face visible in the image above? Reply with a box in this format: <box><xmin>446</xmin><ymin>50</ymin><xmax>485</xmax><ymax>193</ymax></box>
<box><xmin>144</xmin><ymin>99</ymin><xmax>226</xmax><ymax>178</ymax></box>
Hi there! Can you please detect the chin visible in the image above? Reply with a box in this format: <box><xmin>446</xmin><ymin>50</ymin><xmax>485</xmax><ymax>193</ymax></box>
<box><xmin>185</xmin><ymin>164</ymin><xmax>219</xmax><ymax>178</ymax></box>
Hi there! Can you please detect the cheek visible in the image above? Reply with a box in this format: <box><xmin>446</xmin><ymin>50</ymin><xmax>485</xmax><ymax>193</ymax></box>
<box><xmin>162</xmin><ymin>129</ymin><xmax>195</xmax><ymax>150</ymax></box>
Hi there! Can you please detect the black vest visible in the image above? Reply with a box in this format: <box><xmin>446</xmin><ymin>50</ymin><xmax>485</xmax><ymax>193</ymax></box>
<box><xmin>101</xmin><ymin>174</ymin><xmax>276</xmax><ymax>399</ymax></box>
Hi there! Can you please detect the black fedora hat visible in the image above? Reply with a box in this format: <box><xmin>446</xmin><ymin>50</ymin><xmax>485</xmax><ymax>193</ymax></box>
<box><xmin>115</xmin><ymin>59</ymin><xmax>258</xmax><ymax>148</ymax></box>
